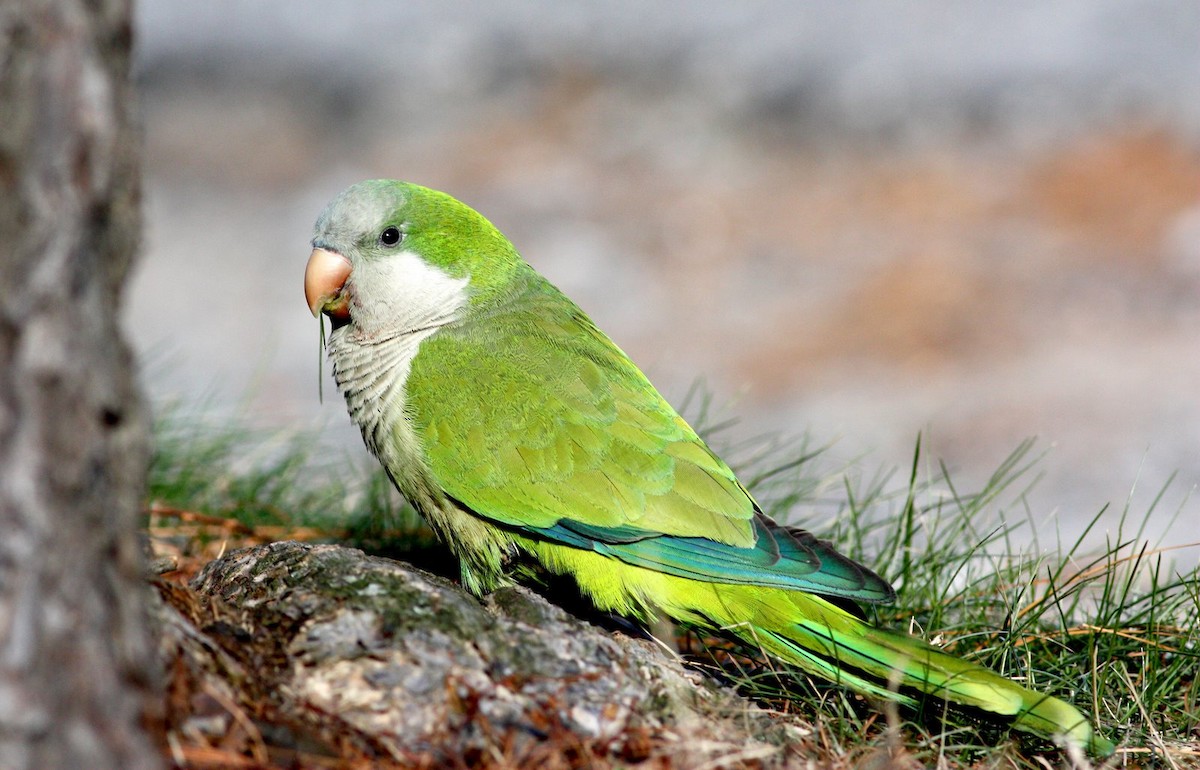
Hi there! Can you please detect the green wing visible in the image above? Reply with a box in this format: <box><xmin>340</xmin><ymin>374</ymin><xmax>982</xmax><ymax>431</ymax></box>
<box><xmin>407</xmin><ymin>278</ymin><xmax>893</xmax><ymax>602</ymax></box>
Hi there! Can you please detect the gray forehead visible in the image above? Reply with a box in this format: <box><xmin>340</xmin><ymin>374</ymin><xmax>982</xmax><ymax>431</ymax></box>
<box><xmin>312</xmin><ymin>180</ymin><xmax>408</xmax><ymax>247</ymax></box>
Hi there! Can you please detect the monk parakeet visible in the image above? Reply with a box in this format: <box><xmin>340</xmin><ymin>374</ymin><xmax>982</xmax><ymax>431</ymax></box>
<box><xmin>304</xmin><ymin>179</ymin><xmax>1112</xmax><ymax>756</ymax></box>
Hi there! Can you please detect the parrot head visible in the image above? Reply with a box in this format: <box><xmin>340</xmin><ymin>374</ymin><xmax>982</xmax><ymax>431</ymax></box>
<box><xmin>304</xmin><ymin>179</ymin><xmax>523</xmax><ymax>338</ymax></box>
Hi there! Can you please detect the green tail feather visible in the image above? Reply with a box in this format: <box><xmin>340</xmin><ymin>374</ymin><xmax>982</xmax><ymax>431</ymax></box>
<box><xmin>738</xmin><ymin>602</ymin><xmax>1114</xmax><ymax>757</ymax></box>
<box><xmin>533</xmin><ymin>541</ymin><xmax>1113</xmax><ymax>756</ymax></box>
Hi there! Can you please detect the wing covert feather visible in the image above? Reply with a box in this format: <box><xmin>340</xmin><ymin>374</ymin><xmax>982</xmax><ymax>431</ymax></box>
<box><xmin>408</xmin><ymin>286</ymin><xmax>756</xmax><ymax>542</ymax></box>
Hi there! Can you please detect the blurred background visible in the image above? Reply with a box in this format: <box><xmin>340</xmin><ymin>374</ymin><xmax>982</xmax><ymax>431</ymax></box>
<box><xmin>129</xmin><ymin>1</ymin><xmax>1200</xmax><ymax>552</ymax></box>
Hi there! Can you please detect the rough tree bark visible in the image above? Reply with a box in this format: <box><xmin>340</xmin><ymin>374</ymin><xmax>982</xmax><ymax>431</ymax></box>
<box><xmin>0</xmin><ymin>1</ymin><xmax>160</xmax><ymax>768</ymax></box>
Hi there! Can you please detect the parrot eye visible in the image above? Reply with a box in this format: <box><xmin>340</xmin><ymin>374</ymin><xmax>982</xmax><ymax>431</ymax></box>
<box><xmin>379</xmin><ymin>226</ymin><xmax>403</xmax><ymax>246</ymax></box>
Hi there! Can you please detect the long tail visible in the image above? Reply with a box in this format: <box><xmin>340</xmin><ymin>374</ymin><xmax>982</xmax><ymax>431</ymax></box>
<box><xmin>668</xmin><ymin>586</ymin><xmax>1113</xmax><ymax>757</ymax></box>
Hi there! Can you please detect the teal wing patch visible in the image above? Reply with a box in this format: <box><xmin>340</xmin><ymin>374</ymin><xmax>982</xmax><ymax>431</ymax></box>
<box><xmin>518</xmin><ymin>515</ymin><xmax>895</xmax><ymax>602</ymax></box>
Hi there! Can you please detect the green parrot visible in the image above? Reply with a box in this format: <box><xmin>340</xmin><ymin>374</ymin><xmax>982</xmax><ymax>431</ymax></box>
<box><xmin>304</xmin><ymin>179</ymin><xmax>1112</xmax><ymax>757</ymax></box>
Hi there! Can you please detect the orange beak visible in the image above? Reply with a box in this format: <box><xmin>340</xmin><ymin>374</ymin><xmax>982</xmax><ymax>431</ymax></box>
<box><xmin>304</xmin><ymin>247</ymin><xmax>353</xmax><ymax>322</ymax></box>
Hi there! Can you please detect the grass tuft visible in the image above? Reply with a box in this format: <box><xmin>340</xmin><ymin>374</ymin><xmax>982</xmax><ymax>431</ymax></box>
<box><xmin>690</xmin><ymin>417</ymin><xmax>1200</xmax><ymax>766</ymax></box>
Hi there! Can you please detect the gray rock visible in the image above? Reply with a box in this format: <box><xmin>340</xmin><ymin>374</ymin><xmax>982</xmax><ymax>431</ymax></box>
<box><xmin>160</xmin><ymin>541</ymin><xmax>813</xmax><ymax>766</ymax></box>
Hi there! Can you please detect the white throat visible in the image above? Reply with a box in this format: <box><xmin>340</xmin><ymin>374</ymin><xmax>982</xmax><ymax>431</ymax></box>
<box><xmin>348</xmin><ymin>250</ymin><xmax>471</xmax><ymax>339</ymax></box>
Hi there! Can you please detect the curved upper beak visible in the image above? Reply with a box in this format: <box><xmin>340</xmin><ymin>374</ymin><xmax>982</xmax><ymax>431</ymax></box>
<box><xmin>304</xmin><ymin>247</ymin><xmax>353</xmax><ymax>322</ymax></box>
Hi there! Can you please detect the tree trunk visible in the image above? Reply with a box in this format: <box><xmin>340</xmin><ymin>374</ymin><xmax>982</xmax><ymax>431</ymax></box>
<box><xmin>0</xmin><ymin>1</ymin><xmax>160</xmax><ymax>768</ymax></box>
